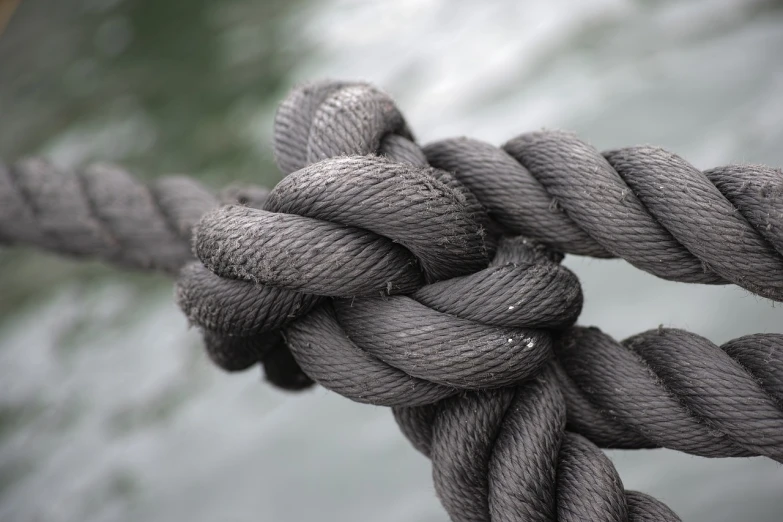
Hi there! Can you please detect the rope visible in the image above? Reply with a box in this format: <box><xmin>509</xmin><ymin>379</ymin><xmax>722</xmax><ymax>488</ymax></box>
<box><xmin>430</xmin><ymin>136</ymin><xmax>783</xmax><ymax>300</ymax></box>
<box><xmin>2</xmin><ymin>79</ymin><xmax>782</xmax><ymax>521</ymax></box>
<box><xmin>0</xmin><ymin>157</ymin><xmax>311</xmax><ymax>387</ymax></box>
<box><xmin>0</xmin><ymin>158</ymin><xmax>274</xmax><ymax>273</ymax></box>
<box><xmin>393</xmin><ymin>367</ymin><xmax>682</xmax><ymax>522</ymax></box>
<box><xmin>191</xmin><ymin>80</ymin><xmax>783</xmax><ymax>519</ymax></box>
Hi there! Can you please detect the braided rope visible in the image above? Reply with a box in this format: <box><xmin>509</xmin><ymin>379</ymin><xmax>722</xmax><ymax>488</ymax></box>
<box><xmin>0</xmin><ymin>158</ymin><xmax>277</xmax><ymax>273</ymax></box>
<box><xmin>0</xmin><ymin>157</ymin><xmax>313</xmax><ymax>387</ymax></box>
<box><xmin>0</xmin><ymin>159</ymin><xmax>202</xmax><ymax>273</ymax></box>
<box><xmin>393</xmin><ymin>366</ymin><xmax>681</xmax><ymax>522</ymax></box>
<box><xmin>1</xmin><ymin>79</ymin><xmax>782</xmax><ymax>520</ymax></box>
<box><xmin>426</xmin><ymin>136</ymin><xmax>783</xmax><ymax>300</ymax></box>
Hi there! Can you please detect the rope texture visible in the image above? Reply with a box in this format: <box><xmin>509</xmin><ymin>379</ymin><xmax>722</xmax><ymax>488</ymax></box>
<box><xmin>191</xmin><ymin>81</ymin><xmax>783</xmax><ymax>520</ymax></box>
<box><xmin>2</xmin><ymin>80</ymin><xmax>782</xmax><ymax>521</ymax></box>
<box><xmin>0</xmin><ymin>157</ymin><xmax>312</xmax><ymax>387</ymax></box>
<box><xmin>0</xmin><ymin>158</ymin><xmax>278</xmax><ymax>273</ymax></box>
<box><xmin>426</xmin><ymin>135</ymin><xmax>783</xmax><ymax>300</ymax></box>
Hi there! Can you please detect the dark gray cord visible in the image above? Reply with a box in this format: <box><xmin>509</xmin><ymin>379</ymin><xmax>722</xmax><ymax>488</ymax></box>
<box><xmin>0</xmin><ymin>158</ymin><xmax>203</xmax><ymax>273</ymax></box>
<box><xmin>425</xmin><ymin>136</ymin><xmax>783</xmax><ymax>300</ymax></box>
<box><xmin>393</xmin><ymin>365</ymin><xmax>681</xmax><ymax>522</ymax></box>
<box><xmin>0</xmin><ymin>155</ymin><xmax>316</xmax><ymax>385</ymax></box>
<box><xmin>0</xmin><ymin>158</ymin><xmax>275</xmax><ymax>274</ymax></box>
<box><xmin>555</xmin><ymin>327</ymin><xmax>783</xmax><ymax>461</ymax></box>
<box><xmin>2</xmin><ymin>79</ymin><xmax>782</xmax><ymax>521</ymax></box>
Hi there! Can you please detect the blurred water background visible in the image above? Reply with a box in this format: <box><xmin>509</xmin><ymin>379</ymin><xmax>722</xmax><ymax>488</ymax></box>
<box><xmin>1</xmin><ymin>0</ymin><xmax>782</xmax><ymax>520</ymax></box>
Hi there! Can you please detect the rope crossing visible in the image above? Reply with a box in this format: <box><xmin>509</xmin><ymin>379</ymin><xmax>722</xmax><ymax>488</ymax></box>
<box><xmin>1</xmin><ymin>80</ymin><xmax>782</xmax><ymax>521</ymax></box>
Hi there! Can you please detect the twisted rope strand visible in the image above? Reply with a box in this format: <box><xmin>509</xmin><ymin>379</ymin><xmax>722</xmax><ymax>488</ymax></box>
<box><xmin>0</xmin><ymin>158</ymin><xmax>203</xmax><ymax>272</ymax></box>
<box><xmin>0</xmin><ymin>157</ymin><xmax>278</xmax><ymax>274</ymax></box>
<box><xmin>262</xmin><ymin>81</ymin><xmax>683</xmax><ymax>519</ymax></box>
<box><xmin>556</xmin><ymin>328</ymin><xmax>783</xmax><ymax>461</ymax></box>
<box><xmin>425</xmin><ymin>136</ymin><xmax>783</xmax><ymax>300</ymax></box>
<box><xmin>2</xmin><ymin>79</ymin><xmax>782</xmax><ymax>521</ymax></box>
<box><xmin>393</xmin><ymin>366</ymin><xmax>680</xmax><ymax>522</ymax></box>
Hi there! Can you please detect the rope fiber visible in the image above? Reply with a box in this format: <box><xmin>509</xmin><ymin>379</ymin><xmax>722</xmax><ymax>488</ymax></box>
<box><xmin>2</xmin><ymin>79</ymin><xmax>782</xmax><ymax>521</ymax></box>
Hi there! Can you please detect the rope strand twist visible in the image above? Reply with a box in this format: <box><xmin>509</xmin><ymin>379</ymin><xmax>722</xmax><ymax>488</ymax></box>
<box><xmin>1</xmin><ymin>79</ymin><xmax>781</xmax><ymax>521</ymax></box>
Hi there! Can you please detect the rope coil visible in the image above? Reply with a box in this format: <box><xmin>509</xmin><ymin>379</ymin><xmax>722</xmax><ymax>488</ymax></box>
<box><xmin>2</xmin><ymin>79</ymin><xmax>782</xmax><ymax>521</ymax></box>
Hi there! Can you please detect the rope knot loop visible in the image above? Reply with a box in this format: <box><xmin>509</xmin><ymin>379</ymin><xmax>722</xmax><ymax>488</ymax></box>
<box><xmin>274</xmin><ymin>81</ymin><xmax>416</xmax><ymax>174</ymax></box>
<box><xmin>195</xmin><ymin>155</ymin><xmax>491</xmax><ymax>293</ymax></box>
<box><xmin>285</xmin><ymin>236</ymin><xmax>582</xmax><ymax>406</ymax></box>
<box><xmin>179</xmin><ymin>80</ymin><xmax>585</xmax><ymax>405</ymax></box>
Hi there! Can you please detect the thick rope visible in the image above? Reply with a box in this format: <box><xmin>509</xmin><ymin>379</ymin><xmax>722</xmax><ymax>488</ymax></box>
<box><xmin>555</xmin><ymin>328</ymin><xmax>783</xmax><ymax>460</ymax></box>
<box><xmin>393</xmin><ymin>366</ymin><xmax>681</xmax><ymax>522</ymax></box>
<box><xmin>216</xmin><ymin>81</ymin><xmax>688</xmax><ymax>520</ymax></box>
<box><xmin>0</xmin><ymin>158</ymin><xmax>278</xmax><ymax>273</ymax></box>
<box><xmin>0</xmin><ymin>157</ymin><xmax>314</xmax><ymax>388</ymax></box>
<box><xmin>426</xmin><ymin>136</ymin><xmax>783</xmax><ymax>300</ymax></box>
<box><xmin>0</xmin><ymin>159</ymin><xmax>203</xmax><ymax>273</ymax></box>
<box><xmin>2</xmin><ymin>79</ymin><xmax>782</xmax><ymax>521</ymax></box>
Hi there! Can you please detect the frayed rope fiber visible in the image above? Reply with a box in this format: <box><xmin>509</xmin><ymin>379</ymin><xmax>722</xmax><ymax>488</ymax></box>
<box><xmin>2</xmin><ymin>80</ymin><xmax>782</xmax><ymax>521</ymax></box>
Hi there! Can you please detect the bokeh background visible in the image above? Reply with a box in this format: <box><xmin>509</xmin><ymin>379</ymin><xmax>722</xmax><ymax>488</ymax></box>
<box><xmin>1</xmin><ymin>0</ymin><xmax>783</xmax><ymax>520</ymax></box>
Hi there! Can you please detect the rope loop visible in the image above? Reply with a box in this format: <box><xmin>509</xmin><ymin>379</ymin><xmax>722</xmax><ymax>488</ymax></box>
<box><xmin>285</xmin><ymin>236</ymin><xmax>582</xmax><ymax>406</ymax></box>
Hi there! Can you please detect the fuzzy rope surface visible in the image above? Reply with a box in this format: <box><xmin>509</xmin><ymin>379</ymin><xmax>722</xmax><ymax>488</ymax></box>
<box><xmin>0</xmin><ymin>158</ymin><xmax>276</xmax><ymax>273</ymax></box>
<box><xmin>2</xmin><ymin>79</ymin><xmax>782</xmax><ymax>521</ymax></box>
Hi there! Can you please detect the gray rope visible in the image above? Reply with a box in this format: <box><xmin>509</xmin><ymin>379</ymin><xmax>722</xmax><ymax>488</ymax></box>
<box><xmin>2</xmin><ymin>79</ymin><xmax>782</xmax><ymax>521</ymax></box>
<box><xmin>393</xmin><ymin>365</ymin><xmax>681</xmax><ymax>522</ymax></box>
<box><xmin>555</xmin><ymin>328</ymin><xmax>783</xmax><ymax>461</ymax></box>
<box><xmin>0</xmin><ymin>158</ymin><xmax>276</xmax><ymax>273</ymax></box>
<box><xmin>239</xmin><ymin>80</ymin><xmax>685</xmax><ymax>519</ymax></box>
<box><xmin>425</xmin><ymin>135</ymin><xmax>783</xmax><ymax>301</ymax></box>
<box><xmin>0</xmin><ymin>156</ymin><xmax>315</xmax><ymax>387</ymax></box>
<box><xmin>0</xmin><ymin>158</ymin><xmax>204</xmax><ymax>273</ymax></box>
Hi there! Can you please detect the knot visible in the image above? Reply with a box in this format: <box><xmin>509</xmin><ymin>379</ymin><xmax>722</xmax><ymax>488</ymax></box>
<box><xmin>285</xmin><ymin>236</ymin><xmax>582</xmax><ymax>406</ymax></box>
<box><xmin>178</xmin><ymin>80</ymin><xmax>584</xmax><ymax>407</ymax></box>
<box><xmin>177</xmin><ymin>80</ymin><xmax>493</xmax><ymax>386</ymax></box>
<box><xmin>273</xmin><ymin>81</ymin><xmax>416</xmax><ymax>174</ymax></box>
<box><xmin>186</xmin><ymin>154</ymin><xmax>587</xmax><ymax>404</ymax></box>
